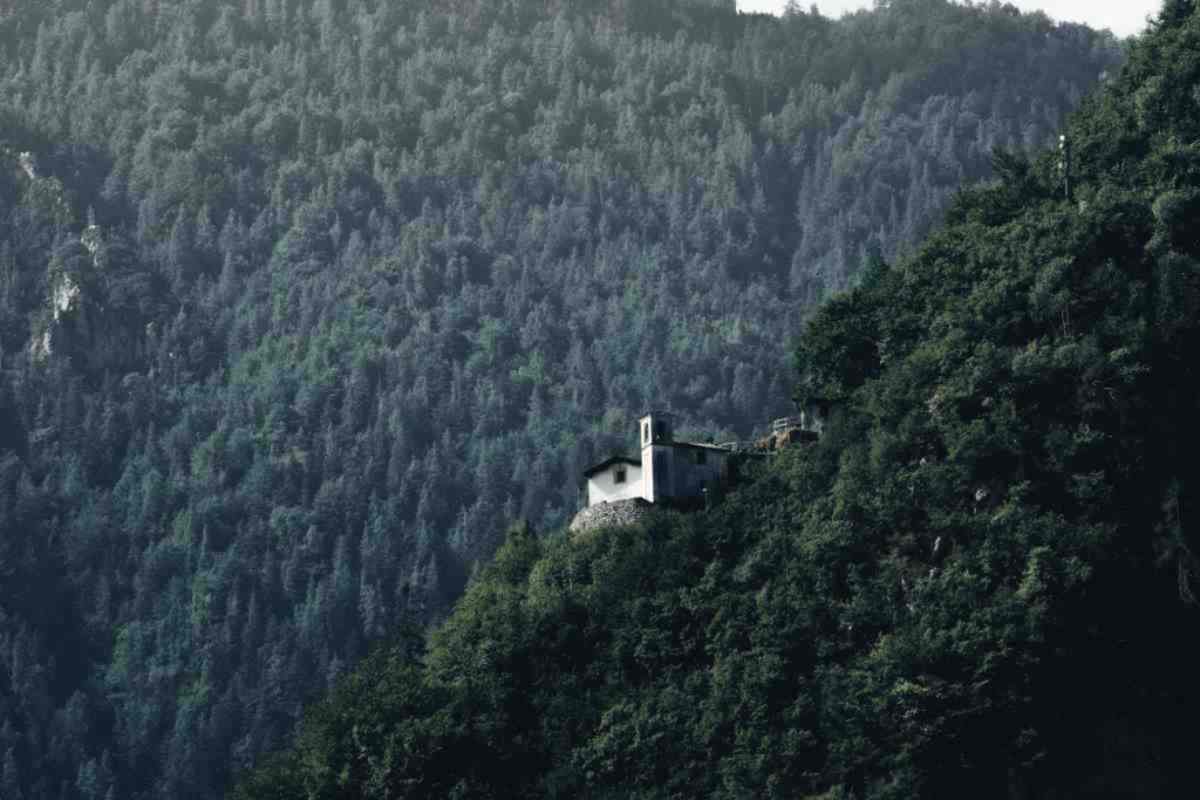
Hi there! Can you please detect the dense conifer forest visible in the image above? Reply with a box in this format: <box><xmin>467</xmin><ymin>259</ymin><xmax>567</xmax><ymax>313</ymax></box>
<box><xmin>0</xmin><ymin>1</ymin><xmax>1126</xmax><ymax>798</ymax></box>
<box><xmin>232</xmin><ymin>2</ymin><xmax>1200</xmax><ymax>797</ymax></box>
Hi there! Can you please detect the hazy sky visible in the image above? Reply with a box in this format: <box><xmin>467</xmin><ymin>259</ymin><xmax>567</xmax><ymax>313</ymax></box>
<box><xmin>736</xmin><ymin>0</ymin><xmax>1161</xmax><ymax>38</ymax></box>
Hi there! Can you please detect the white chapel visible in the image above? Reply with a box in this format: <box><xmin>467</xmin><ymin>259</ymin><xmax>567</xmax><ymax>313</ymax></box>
<box><xmin>582</xmin><ymin>413</ymin><xmax>733</xmax><ymax>508</ymax></box>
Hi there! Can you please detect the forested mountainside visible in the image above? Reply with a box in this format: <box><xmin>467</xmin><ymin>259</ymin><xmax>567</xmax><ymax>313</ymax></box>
<box><xmin>232</xmin><ymin>3</ymin><xmax>1200</xmax><ymax>797</ymax></box>
<box><xmin>0</xmin><ymin>1</ymin><xmax>1122</xmax><ymax>798</ymax></box>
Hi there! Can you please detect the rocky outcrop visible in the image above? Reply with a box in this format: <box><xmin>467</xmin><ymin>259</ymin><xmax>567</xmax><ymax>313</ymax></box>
<box><xmin>26</xmin><ymin>220</ymin><xmax>152</xmax><ymax>370</ymax></box>
<box><xmin>18</xmin><ymin>151</ymin><xmax>36</xmax><ymax>180</ymax></box>
<box><xmin>52</xmin><ymin>272</ymin><xmax>81</xmax><ymax>322</ymax></box>
<box><xmin>568</xmin><ymin>498</ymin><xmax>653</xmax><ymax>536</ymax></box>
<box><xmin>81</xmin><ymin>224</ymin><xmax>102</xmax><ymax>261</ymax></box>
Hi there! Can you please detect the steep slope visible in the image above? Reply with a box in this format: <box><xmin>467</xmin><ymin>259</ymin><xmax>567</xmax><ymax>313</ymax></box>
<box><xmin>0</xmin><ymin>1</ymin><xmax>1121</xmax><ymax>798</ymax></box>
<box><xmin>232</xmin><ymin>2</ymin><xmax>1200</xmax><ymax>798</ymax></box>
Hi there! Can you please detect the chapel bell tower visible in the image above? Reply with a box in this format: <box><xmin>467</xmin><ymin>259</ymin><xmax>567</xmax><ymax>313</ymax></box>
<box><xmin>640</xmin><ymin>412</ymin><xmax>674</xmax><ymax>448</ymax></box>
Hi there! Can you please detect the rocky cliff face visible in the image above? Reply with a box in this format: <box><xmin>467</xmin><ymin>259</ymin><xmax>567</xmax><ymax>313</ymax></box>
<box><xmin>29</xmin><ymin>259</ymin><xmax>152</xmax><ymax>373</ymax></box>
<box><xmin>11</xmin><ymin>152</ymin><xmax>153</xmax><ymax>372</ymax></box>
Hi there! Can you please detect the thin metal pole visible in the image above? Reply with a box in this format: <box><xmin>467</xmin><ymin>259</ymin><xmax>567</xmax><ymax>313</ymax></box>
<box><xmin>1059</xmin><ymin>134</ymin><xmax>1072</xmax><ymax>201</ymax></box>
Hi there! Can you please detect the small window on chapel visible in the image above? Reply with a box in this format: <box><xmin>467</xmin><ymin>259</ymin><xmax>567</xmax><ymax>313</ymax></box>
<box><xmin>642</xmin><ymin>422</ymin><xmax>650</xmax><ymax>443</ymax></box>
<box><xmin>615</xmin><ymin>468</ymin><xmax>627</xmax><ymax>484</ymax></box>
<box><xmin>696</xmin><ymin>450</ymin><xmax>707</xmax><ymax>465</ymax></box>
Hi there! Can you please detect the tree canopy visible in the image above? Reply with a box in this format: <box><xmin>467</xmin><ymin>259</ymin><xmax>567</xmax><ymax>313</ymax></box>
<box><xmin>0</xmin><ymin>0</ymin><xmax>1125</xmax><ymax>798</ymax></box>
<box><xmin>231</xmin><ymin>2</ymin><xmax>1200</xmax><ymax>797</ymax></box>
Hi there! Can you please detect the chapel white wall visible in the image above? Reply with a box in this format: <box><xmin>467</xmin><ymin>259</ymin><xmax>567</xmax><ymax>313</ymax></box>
<box><xmin>587</xmin><ymin>464</ymin><xmax>645</xmax><ymax>506</ymax></box>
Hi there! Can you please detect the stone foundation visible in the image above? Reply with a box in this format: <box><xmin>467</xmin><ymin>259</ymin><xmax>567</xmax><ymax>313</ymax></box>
<box><xmin>568</xmin><ymin>498</ymin><xmax>653</xmax><ymax>536</ymax></box>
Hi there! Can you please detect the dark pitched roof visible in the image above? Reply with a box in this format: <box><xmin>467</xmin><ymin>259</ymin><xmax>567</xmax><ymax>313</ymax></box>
<box><xmin>582</xmin><ymin>455</ymin><xmax>641</xmax><ymax>478</ymax></box>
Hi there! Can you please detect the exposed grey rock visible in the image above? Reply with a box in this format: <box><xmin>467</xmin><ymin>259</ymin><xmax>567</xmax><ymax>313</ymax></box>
<box><xmin>568</xmin><ymin>498</ymin><xmax>653</xmax><ymax>536</ymax></box>
<box><xmin>18</xmin><ymin>151</ymin><xmax>36</xmax><ymax>180</ymax></box>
